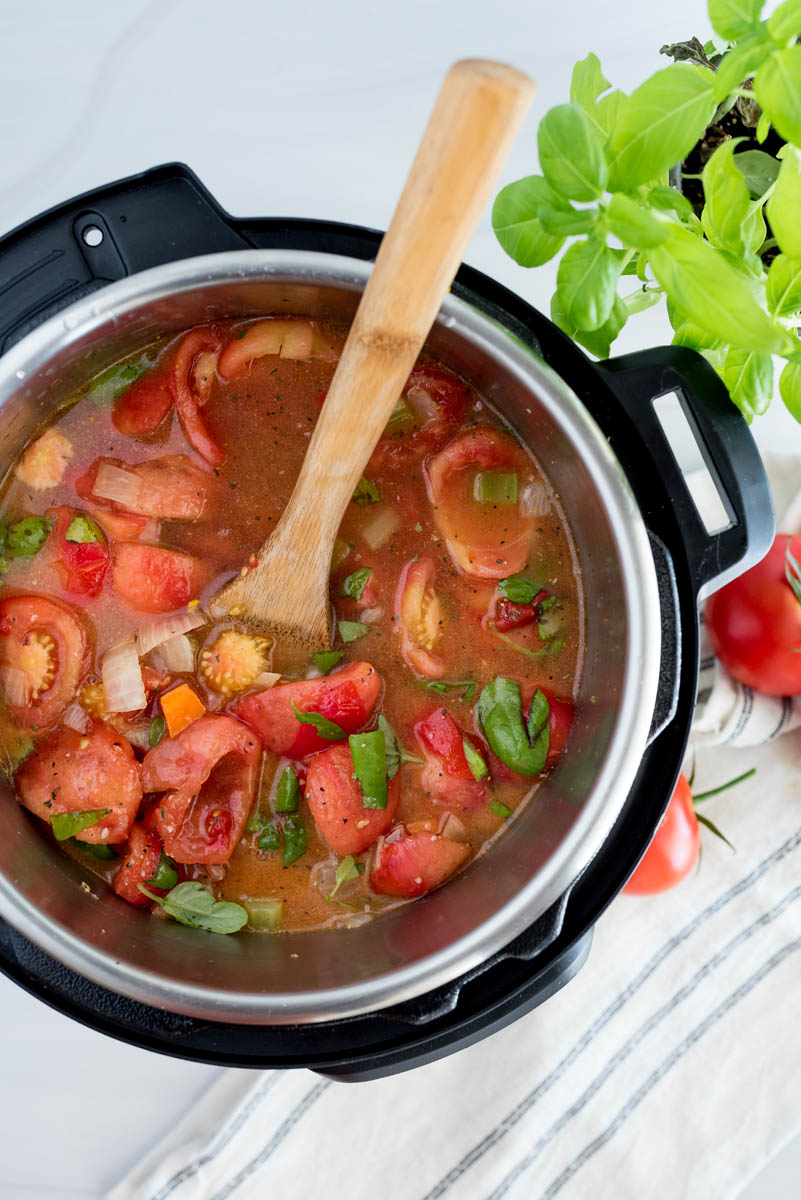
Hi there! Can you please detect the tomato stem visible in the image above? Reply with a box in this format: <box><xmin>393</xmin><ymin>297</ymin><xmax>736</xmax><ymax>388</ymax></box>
<box><xmin>693</xmin><ymin>766</ymin><xmax>755</xmax><ymax>802</ymax></box>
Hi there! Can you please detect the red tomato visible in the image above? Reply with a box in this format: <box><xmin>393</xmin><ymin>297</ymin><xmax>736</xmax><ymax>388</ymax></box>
<box><xmin>370</xmin><ymin>366</ymin><xmax>470</xmax><ymax>469</ymax></box>
<box><xmin>16</xmin><ymin>723</ymin><xmax>142</xmax><ymax>844</ymax></box>
<box><xmin>0</xmin><ymin>594</ymin><xmax>88</xmax><ymax>728</ymax></box>
<box><xmin>414</xmin><ymin>708</ymin><xmax>489</xmax><ymax>809</ymax></box>
<box><xmin>425</xmin><ymin>426</ymin><xmax>533</xmax><ymax>578</ymax></box>
<box><xmin>112</xmin><ymin>371</ymin><xmax>173</xmax><ymax>436</ymax></box>
<box><xmin>487</xmin><ymin>687</ymin><xmax>574</xmax><ymax>781</ymax></box>
<box><xmin>624</xmin><ymin>774</ymin><xmax>699</xmax><ymax>894</ymax></box>
<box><xmin>705</xmin><ymin>534</ymin><xmax>801</xmax><ymax>695</ymax></box>
<box><xmin>47</xmin><ymin>506</ymin><xmax>110</xmax><ymax>598</ymax></box>
<box><xmin>169</xmin><ymin>328</ymin><xmax>225</xmax><ymax>468</ymax></box>
<box><xmin>112</xmin><ymin>543</ymin><xmax>202</xmax><ymax>613</ymax></box>
<box><xmin>406</xmin><ymin>366</ymin><xmax>470</xmax><ymax>424</ymax></box>
<box><xmin>304</xmin><ymin>742</ymin><xmax>401</xmax><ymax>855</ymax></box>
<box><xmin>142</xmin><ymin>714</ymin><xmax>261</xmax><ymax>864</ymax></box>
<box><xmin>113</xmin><ymin>823</ymin><xmax>165</xmax><ymax>907</ymax></box>
<box><xmin>234</xmin><ymin>661</ymin><xmax>382</xmax><ymax>757</ymax></box>
<box><xmin>370</xmin><ymin>829</ymin><xmax>471</xmax><ymax>897</ymax></box>
<box><xmin>87</xmin><ymin>506</ymin><xmax>153</xmax><ymax>542</ymax></box>
<box><xmin>395</xmin><ymin>557</ymin><xmax>444</xmax><ymax>679</ymax></box>
<box><xmin>494</xmin><ymin>592</ymin><xmax>546</xmax><ymax>632</ymax></box>
<box><xmin>77</xmin><ymin>454</ymin><xmax>210</xmax><ymax>521</ymax></box>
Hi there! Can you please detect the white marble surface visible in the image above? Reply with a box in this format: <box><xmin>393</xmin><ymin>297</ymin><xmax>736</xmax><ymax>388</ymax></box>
<box><xmin>0</xmin><ymin>2</ymin><xmax>799</xmax><ymax>1197</ymax></box>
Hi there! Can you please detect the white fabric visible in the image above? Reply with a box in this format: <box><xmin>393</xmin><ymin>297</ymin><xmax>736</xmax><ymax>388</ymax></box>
<box><xmin>111</xmin><ymin>455</ymin><xmax>801</xmax><ymax>1200</ymax></box>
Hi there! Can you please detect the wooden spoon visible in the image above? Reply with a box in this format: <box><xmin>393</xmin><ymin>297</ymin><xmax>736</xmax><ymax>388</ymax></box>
<box><xmin>210</xmin><ymin>59</ymin><xmax>534</xmax><ymax>661</ymax></box>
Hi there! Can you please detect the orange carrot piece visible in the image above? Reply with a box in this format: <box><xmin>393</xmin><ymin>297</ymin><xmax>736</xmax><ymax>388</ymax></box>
<box><xmin>160</xmin><ymin>683</ymin><xmax>206</xmax><ymax>738</ymax></box>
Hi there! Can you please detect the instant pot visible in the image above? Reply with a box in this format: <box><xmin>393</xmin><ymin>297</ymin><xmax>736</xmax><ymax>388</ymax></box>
<box><xmin>0</xmin><ymin>165</ymin><xmax>773</xmax><ymax>1079</ymax></box>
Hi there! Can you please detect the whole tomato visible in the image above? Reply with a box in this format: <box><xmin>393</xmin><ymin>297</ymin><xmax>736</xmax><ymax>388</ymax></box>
<box><xmin>624</xmin><ymin>774</ymin><xmax>699</xmax><ymax>895</ymax></box>
<box><xmin>705</xmin><ymin>534</ymin><xmax>801</xmax><ymax>696</ymax></box>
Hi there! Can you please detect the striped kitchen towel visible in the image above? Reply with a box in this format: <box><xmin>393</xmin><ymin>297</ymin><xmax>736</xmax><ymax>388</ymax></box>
<box><xmin>110</xmin><ymin>455</ymin><xmax>801</xmax><ymax>1200</ymax></box>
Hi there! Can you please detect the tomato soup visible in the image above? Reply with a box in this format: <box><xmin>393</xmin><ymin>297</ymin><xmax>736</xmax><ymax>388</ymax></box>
<box><xmin>0</xmin><ymin>318</ymin><xmax>582</xmax><ymax>934</ymax></box>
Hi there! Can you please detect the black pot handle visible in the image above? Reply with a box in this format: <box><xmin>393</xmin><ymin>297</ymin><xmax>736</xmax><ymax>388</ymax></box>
<box><xmin>598</xmin><ymin>347</ymin><xmax>774</xmax><ymax>597</ymax></box>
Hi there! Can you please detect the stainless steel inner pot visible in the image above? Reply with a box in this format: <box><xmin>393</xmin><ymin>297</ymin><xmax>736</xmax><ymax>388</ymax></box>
<box><xmin>0</xmin><ymin>250</ymin><xmax>661</xmax><ymax>1023</ymax></box>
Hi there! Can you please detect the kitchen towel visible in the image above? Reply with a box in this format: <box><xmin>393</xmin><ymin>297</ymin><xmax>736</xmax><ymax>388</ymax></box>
<box><xmin>110</xmin><ymin>454</ymin><xmax>801</xmax><ymax>1200</ymax></box>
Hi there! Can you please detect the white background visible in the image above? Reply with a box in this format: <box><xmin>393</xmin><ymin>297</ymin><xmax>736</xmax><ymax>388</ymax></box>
<box><xmin>0</xmin><ymin>1</ymin><xmax>800</xmax><ymax>1197</ymax></box>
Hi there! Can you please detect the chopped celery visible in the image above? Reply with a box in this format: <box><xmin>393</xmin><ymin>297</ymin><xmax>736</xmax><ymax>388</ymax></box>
<box><xmin>385</xmin><ymin>396</ymin><xmax>415</xmax><ymax>432</ymax></box>
<box><xmin>243</xmin><ymin>897</ymin><xmax>285</xmax><ymax>931</ymax></box>
<box><xmin>331</xmin><ymin>537</ymin><xmax>353</xmax><ymax>571</ymax></box>
<box><xmin>473</xmin><ymin>471</ymin><xmax>518</xmax><ymax>504</ymax></box>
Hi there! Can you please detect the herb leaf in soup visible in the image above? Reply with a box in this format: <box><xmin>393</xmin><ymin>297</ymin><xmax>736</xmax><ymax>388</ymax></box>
<box><xmin>338</xmin><ymin>620</ymin><xmax>371</xmax><ymax>644</ymax></box>
<box><xmin>339</xmin><ymin>567</ymin><xmax>372</xmax><ymax>601</ymax></box>
<box><xmin>328</xmin><ymin>854</ymin><xmax>365</xmax><ymax>899</ymax></box>
<box><xmin>139</xmin><ymin>881</ymin><xmax>248</xmax><ymax>933</ymax></box>
<box><xmin>282</xmin><ymin>815</ymin><xmax>307</xmax><ymax>867</ymax></box>
<box><xmin>145</xmin><ymin>850</ymin><xmax>179</xmax><ymax>890</ymax></box>
<box><xmin>462</xmin><ymin>738</ymin><xmax>489</xmax><ymax>781</ymax></box>
<box><xmin>352</xmin><ymin>477</ymin><xmax>381</xmax><ymax>505</ymax></box>
<box><xmin>275</xmin><ymin>766</ymin><xmax>300</xmax><ymax>813</ymax></box>
<box><xmin>378</xmin><ymin>714</ymin><xmax>423</xmax><ymax>779</ymax></box>
<box><xmin>50</xmin><ymin>808</ymin><xmax>110</xmax><ymax>841</ymax></box>
<box><xmin>497</xmin><ymin>573</ymin><xmax>543</xmax><ymax>604</ymax></box>
<box><xmin>290</xmin><ymin>700</ymin><xmax>346</xmax><ymax>740</ymax></box>
<box><xmin>88</xmin><ymin>358</ymin><xmax>148</xmax><ymax>406</ymax></box>
<box><xmin>312</xmin><ymin>650</ymin><xmax>344</xmax><ymax>672</ymax></box>
<box><xmin>349</xmin><ymin>730</ymin><xmax>388</xmax><ymax>809</ymax></box>
<box><xmin>6</xmin><ymin>516</ymin><xmax>52</xmax><ymax>559</ymax></box>
<box><xmin>257</xmin><ymin>822</ymin><xmax>282</xmax><ymax>853</ymax></box>
<box><xmin>148</xmin><ymin>716</ymin><xmax>166</xmax><ymax>747</ymax></box>
<box><xmin>476</xmin><ymin>678</ymin><xmax>551</xmax><ymax>776</ymax></box>
<box><xmin>65</xmin><ymin>515</ymin><xmax>103</xmax><ymax>544</ymax></box>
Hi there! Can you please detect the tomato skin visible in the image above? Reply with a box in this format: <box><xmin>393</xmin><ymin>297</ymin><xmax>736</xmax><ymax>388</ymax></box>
<box><xmin>370</xmin><ymin>829</ymin><xmax>471</xmax><ymax>897</ymax></box>
<box><xmin>494</xmin><ymin>593</ymin><xmax>545</xmax><ymax>632</ymax></box>
<box><xmin>113</xmin><ymin>823</ymin><xmax>164</xmax><ymax>907</ymax></box>
<box><xmin>48</xmin><ymin>506</ymin><xmax>109</xmax><ymax>598</ymax></box>
<box><xmin>112</xmin><ymin>372</ymin><xmax>173</xmax><ymax>436</ymax></box>
<box><xmin>78</xmin><ymin>455</ymin><xmax>210</xmax><ymax>521</ymax></box>
<box><xmin>0</xmin><ymin>594</ymin><xmax>88</xmax><ymax>729</ymax></box>
<box><xmin>142</xmin><ymin>714</ymin><xmax>261</xmax><ymax>864</ymax></box>
<box><xmin>414</xmin><ymin>708</ymin><xmax>489</xmax><ymax>809</ymax></box>
<box><xmin>395</xmin><ymin>557</ymin><xmax>444</xmax><ymax>679</ymax></box>
<box><xmin>624</xmin><ymin>774</ymin><xmax>699</xmax><ymax>894</ymax></box>
<box><xmin>234</xmin><ymin>662</ymin><xmax>382</xmax><ymax>757</ymax></box>
<box><xmin>705</xmin><ymin>535</ymin><xmax>801</xmax><ymax>695</ymax></box>
<box><xmin>112</xmin><ymin>542</ymin><xmax>202</xmax><ymax>613</ymax></box>
<box><xmin>304</xmin><ymin>743</ymin><xmax>400</xmax><ymax>855</ymax></box>
<box><xmin>169</xmin><ymin>329</ymin><xmax>225</xmax><ymax>468</ymax></box>
<box><xmin>16</xmin><ymin>723</ymin><xmax>143</xmax><ymax>844</ymax></box>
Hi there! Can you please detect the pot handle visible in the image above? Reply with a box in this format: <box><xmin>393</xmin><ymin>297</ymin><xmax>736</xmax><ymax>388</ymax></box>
<box><xmin>597</xmin><ymin>346</ymin><xmax>774</xmax><ymax>598</ymax></box>
<box><xmin>0</xmin><ymin>163</ymin><xmax>251</xmax><ymax>353</ymax></box>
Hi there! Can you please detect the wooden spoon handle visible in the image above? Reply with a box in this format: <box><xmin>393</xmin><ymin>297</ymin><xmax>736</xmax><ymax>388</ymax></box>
<box><xmin>273</xmin><ymin>59</ymin><xmax>534</xmax><ymax>553</ymax></box>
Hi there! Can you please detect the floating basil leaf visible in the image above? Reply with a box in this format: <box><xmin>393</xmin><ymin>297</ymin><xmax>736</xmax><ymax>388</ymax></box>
<box><xmin>476</xmin><ymin>678</ymin><xmax>550</xmax><ymax>776</ymax></box>
<box><xmin>74</xmin><ymin>840</ymin><xmax>116</xmax><ymax>860</ymax></box>
<box><xmin>377</xmin><ymin>714</ymin><xmax>422</xmax><ymax>779</ymax></box>
<box><xmin>88</xmin><ymin>358</ymin><xmax>148</xmax><ymax>406</ymax></box>
<box><xmin>50</xmin><ymin>808</ymin><xmax>110</xmax><ymax>841</ymax></box>
<box><xmin>352</xmin><ymin>477</ymin><xmax>380</xmax><ymax>505</ymax></box>
<box><xmin>275</xmin><ymin>766</ymin><xmax>300</xmax><ymax>813</ymax></box>
<box><xmin>462</xmin><ymin>738</ymin><xmax>488</xmax><ymax>781</ymax></box>
<box><xmin>338</xmin><ymin>620</ymin><xmax>371</xmax><ymax>644</ymax></box>
<box><xmin>65</xmin><ymin>514</ymin><xmax>103</xmax><ymax>544</ymax></box>
<box><xmin>490</xmin><ymin>799</ymin><xmax>513</xmax><ymax>819</ymax></box>
<box><xmin>497</xmin><ymin>574</ymin><xmax>542</xmax><ymax>605</ymax></box>
<box><xmin>145</xmin><ymin>850</ymin><xmax>179</xmax><ymax>890</ymax></box>
<box><xmin>312</xmin><ymin>650</ymin><xmax>344</xmax><ymax>672</ymax></box>
<box><xmin>257</xmin><ymin>822</ymin><xmax>282</xmax><ymax>853</ymax></box>
<box><xmin>139</xmin><ymin>881</ymin><xmax>248</xmax><ymax>934</ymax></box>
<box><xmin>7</xmin><ymin>516</ymin><xmax>52</xmax><ymax>559</ymax></box>
<box><xmin>148</xmin><ymin>715</ymin><xmax>166</xmax><ymax>748</ymax></box>
<box><xmin>282</xmin><ymin>815</ymin><xmax>307</xmax><ymax>867</ymax></box>
<box><xmin>349</xmin><ymin>730</ymin><xmax>388</xmax><ymax>809</ymax></box>
<box><xmin>339</xmin><ymin>567</ymin><xmax>372</xmax><ymax>601</ymax></box>
<box><xmin>424</xmin><ymin>679</ymin><xmax>476</xmax><ymax>702</ymax></box>
<box><xmin>291</xmin><ymin>700</ymin><xmax>345</xmax><ymax>740</ymax></box>
<box><xmin>328</xmin><ymin>854</ymin><xmax>365</xmax><ymax>899</ymax></box>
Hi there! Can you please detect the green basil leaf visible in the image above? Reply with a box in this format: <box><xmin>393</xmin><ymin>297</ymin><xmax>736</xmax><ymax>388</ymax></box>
<box><xmin>555</xmin><ymin>237</ymin><xmax>622</xmax><ymax>331</ymax></box>
<box><xmin>476</xmin><ymin>677</ymin><xmax>550</xmax><ymax>777</ymax></box>
<box><xmin>328</xmin><ymin>854</ymin><xmax>365</xmax><ymax>899</ymax></box>
<box><xmin>733</xmin><ymin>148</ymin><xmax>781</xmax><ymax>199</ymax></box>
<box><xmin>377</xmin><ymin>713</ymin><xmax>422</xmax><ymax>778</ymax></box>
<box><xmin>708</xmin><ymin>0</ymin><xmax>764</xmax><ymax>40</ymax></box>
<box><xmin>424</xmin><ymin>679</ymin><xmax>476</xmax><ymax>702</ymax></box>
<box><xmin>462</xmin><ymin>737</ymin><xmax>488</xmax><ymax>781</ymax></box>
<box><xmin>574</xmin><ymin>293</ymin><xmax>628</xmax><ymax>359</ymax></box>
<box><xmin>148</xmin><ymin>715</ymin><xmax>166</xmax><ymax>748</ymax></box>
<box><xmin>6</xmin><ymin>516</ymin><xmax>52</xmax><ymax>558</ymax></box>
<box><xmin>722</xmin><ymin>347</ymin><xmax>774</xmax><ymax>422</ymax></box>
<box><xmin>594</xmin><ymin>88</ymin><xmax>626</xmax><ymax>136</ymax></box>
<box><xmin>607</xmin><ymin>64</ymin><xmax>717</xmax><ymax>191</ymax></box>
<box><xmin>349</xmin><ymin>730</ymin><xmax>388</xmax><ymax>809</ymax></box>
<box><xmin>50</xmin><ymin>808</ymin><xmax>110</xmax><ymax>841</ymax></box>
<box><xmin>337</xmin><ymin>620</ymin><xmax>371</xmax><ymax>644</ymax></box>
<box><xmin>139</xmin><ymin>881</ymin><xmax>248</xmax><ymax>933</ymax></box>
<box><xmin>537</xmin><ymin>203</ymin><xmax>598</xmax><ymax>238</ymax></box>
<box><xmin>282</xmin><ymin>815</ymin><xmax>307</xmax><ymax>867</ymax></box>
<box><xmin>671</xmin><ymin>319</ymin><xmax>726</xmax><ymax>352</ymax></box>
<box><xmin>767</xmin><ymin>146</ymin><xmax>801</xmax><ymax>259</ymax></box>
<box><xmin>290</xmin><ymin>700</ymin><xmax>346</xmax><ymax>740</ymax></box>
<box><xmin>497</xmin><ymin>573</ymin><xmax>541</xmax><ymax>604</ymax></box>
<box><xmin>624</xmin><ymin>286</ymin><xmax>664</xmax><ymax>316</ymax></box>
<box><xmin>75</xmin><ymin>840</ymin><xmax>116</xmax><ymax>860</ymax></box>
<box><xmin>780</xmin><ymin>360</ymin><xmax>801</xmax><ymax>421</ymax></box>
<box><xmin>606</xmin><ymin>193</ymin><xmax>669</xmax><ymax>249</ymax></box>
<box><xmin>714</xmin><ymin>31</ymin><xmax>775</xmax><ymax>101</ymax></box>
<box><xmin>537</xmin><ymin>103</ymin><xmax>608</xmax><ymax>201</ymax></box>
<box><xmin>570</xmin><ymin>52</ymin><xmax>611</xmax><ymax>115</ymax></box>
<box><xmin>257</xmin><ymin>822</ymin><xmax>282</xmax><ymax>853</ymax></box>
<box><xmin>755</xmin><ymin>45</ymin><xmax>801</xmax><ymax>146</ymax></box>
<box><xmin>492</xmin><ymin>177</ymin><xmax>566</xmax><ymax>267</ymax></box>
<box><xmin>701</xmin><ymin>139</ymin><xmax>759</xmax><ymax>255</ymax></box>
<box><xmin>339</xmin><ymin>567</ymin><xmax>372</xmax><ymax>601</ymax></box>
<box><xmin>145</xmin><ymin>850</ymin><xmax>179</xmax><ymax>890</ymax></box>
<box><xmin>649</xmin><ymin>226</ymin><xmax>794</xmax><ymax>354</ymax></box>
<box><xmin>352</xmin><ymin>477</ymin><xmax>380</xmax><ymax>505</ymax></box>
<box><xmin>65</xmin><ymin>514</ymin><xmax>103</xmax><ymax>544</ymax></box>
<box><xmin>313</xmin><ymin>650</ymin><xmax>344</xmax><ymax>672</ymax></box>
<box><xmin>88</xmin><ymin>358</ymin><xmax>148</xmax><ymax>406</ymax></box>
<box><xmin>550</xmin><ymin>292</ymin><xmax>577</xmax><ymax>340</ymax></box>
<box><xmin>768</xmin><ymin>0</ymin><xmax>801</xmax><ymax>43</ymax></box>
<box><xmin>647</xmin><ymin>185</ymin><xmax>701</xmax><ymax>232</ymax></box>
<box><xmin>490</xmin><ymin>799</ymin><xmax>513</xmax><ymax>820</ymax></box>
<box><xmin>766</xmin><ymin>254</ymin><xmax>801</xmax><ymax>316</ymax></box>
<box><xmin>275</xmin><ymin>765</ymin><xmax>300</xmax><ymax>813</ymax></box>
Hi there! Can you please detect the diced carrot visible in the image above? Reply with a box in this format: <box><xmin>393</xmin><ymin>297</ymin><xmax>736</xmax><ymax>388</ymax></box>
<box><xmin>160</xmin><ymin>683</ymin><xmax>206</xmax><ymax>738</ymax></box>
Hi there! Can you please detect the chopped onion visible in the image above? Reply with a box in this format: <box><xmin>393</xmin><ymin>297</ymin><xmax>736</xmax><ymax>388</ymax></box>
<box><xmin>61</xmin><ymin>702</ymin><xmax>88</xmax><ymax>733</ymax></box>
<box><xmin>362</xmin><ymin>507</ymin><xmax>400</xmax><ymax>550</ymax></box>
<box><xmin>310</xmin><ymin>860</ymin><xmax>338</xmax><ymax>897</ymax></box>
<box><xmin>359</xmin><ymin>606</ymin><xmax>384</xmax><ymax>625</ymax></box>
<box><xmin>384</xmin><ymin>826</ymin><xmax>405</xmax><ymax>845</ymax></box>
<box><xmin>136</xmin><ymin>612</ymin><xmax>205</xmax><ymax>656</ymax></box>
<box><xmin>101</xmin><ymin>641</ymin><xmax>146</xmax><ymax>713</ymax></box>
<box><xmin>93</xmin><ymin>462</ymin><xmax>143</xmax><ymax>509</ymax></box>
<box><xmin>439</xmin><ymin>813</ymin><xmax>468</xmax><ymax>842</ymax></box>
<box><xmin>124</xmin><ymin>725</ymin><xmax>152</xmax><ymax>751</ymax></box>
<box><xmin>520</xmin><ymin>481</ymin><xmax>551</xmax><ymax>518</ymax></box>
<box><xmin>252</xmin><ymin>671</ymin><xmax>281</xmax><ymax>690</ymax></box>
<box><xmin>159</xmin><ymin>634</ymin><xmax>195</xmax><ymax>673</ymax></box>
<box><xmin>406</xmin><ymin>386</ymin><xmax>439</xmax><ymax>421</ymax></box>
<box><xmin>0</xmin><ymin>666</ymin><xmax>28</xmax><ymax>707</ymax></box>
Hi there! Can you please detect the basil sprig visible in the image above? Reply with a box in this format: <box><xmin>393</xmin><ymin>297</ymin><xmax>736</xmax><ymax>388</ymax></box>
<box><xmin>476</xmin><ymin>678</ymin><xmax>550</xmax><ymax>776</ymax></box>
<box><xmin>138</xmin><ymin>881</ymin><xmax>247</xmax><ymax>934</ymax></box>
<box><xmin>50</xmin><ymin>808</ymin><xmax>110</xmax><ymax>841</ymax></box>
<box><xmin>291</xmin><ymin>700</ymin><xmax>345</xmax><ymax>740</ymax></box>
<box><xmin>349</xmin><ymin>730</ymin><xmax>388</xmax><ymax>809</ymax></box>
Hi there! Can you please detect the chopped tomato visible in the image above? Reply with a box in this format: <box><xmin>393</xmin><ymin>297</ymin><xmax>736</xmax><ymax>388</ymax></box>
<box><xmin>192</xmin><ymin>349</ymin><xmax>219</xmax><ymax>403</ymax></box>
<box><xmin>370</xmin><ymin>829</ymin><xmax>471</xmax><ymax>897</ymax></box>
<box><xmin>395</xmin><ymin>557</ymin><xmax>444</xmax><ymax>679</ymax></box>
<box><xmin>218</xmin><ymin>319</ymin><xmax>315</xmax><ymax>379</ymax></box>
<box><xmin>414</xmin><ymin>708</ymin><xmax>489</xmax><ymax>809</ymax></box>
<box><xmin>494</xmin><ymin>593</ymin><xmax>546</xmax><ymax>632</ymax></box>
<box><xmin>425</xmin><ymin>426</ymin><xmax>533</xmax><ymax>578</ymax></box>
<box><xmin>370</xmin><ymin>365</ymin><xmax>470</xmax><ymax>470</ymax></box>
<box><xmin>0</xmin><ymin>595</ymin><xmax>88</xmax><ymax>729</ymax></box>
<box><xmin>47</xmin><ymin>507</ymin><xmax>109</xmax><ymax>598</ymax></box>
<box><xmin>169</xmin><ymin>328</ymin><xmax>225</xmax><ymax>467</ymax></box>
<box><xmin>142</xmin><ymin>714</ymin><xmax>261</xmax><ymax>863</ymax></box>
<box><xmin>113</xmin><ymin>823</ymin><xmax>166</xmax><ymax>906</ymax></box>
<box><xmin>406</xmin><ymin>366</ymin><xmax>470</xmax><ymax>424</ymax></box>
<box><xmin>304</xmin><ymin>742</ymin><xmax>400</xmax><ymax>855</ymax></box>
<box><xmin>77</xmin><ymin>454</ymin><xmax>210</xmax><ymax>521</ymax></box>
<box><xmin>112</xmin><ymin>371</ymin><xmax>173</xmax><ymax>436</ymax></box>
<box><xmin>87</xmin><ymin>506</ymin><xmax>153</xmax><ymax>542</ymax></box>
<box><xmin>112</xmin><ymin>543</ymin><xmax>202</xmax><ymax>613</ymax></box>
<box><xmin>234</xmin><ymin>661</ymin><xmax>382</xmax><ymax>757</ymax></box>
<box><xmin>16</xmin><ymin>723</ymin><xmax>142</xmax><ymax>843</ymax></box>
